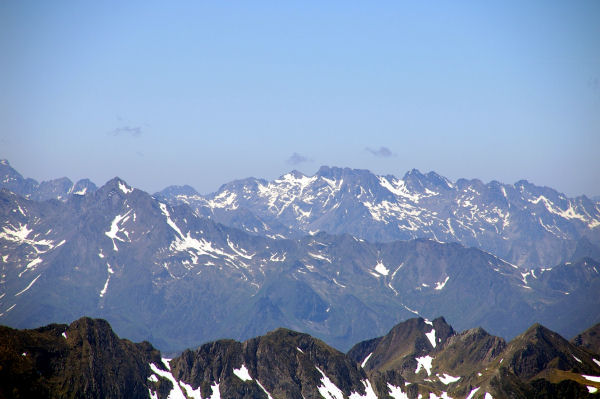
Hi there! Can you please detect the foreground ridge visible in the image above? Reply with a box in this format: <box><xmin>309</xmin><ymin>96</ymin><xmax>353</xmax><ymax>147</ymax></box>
<box><xmin>2</xmin><ymin>316</ymin><xmax>600</xmax><ymax>398</ymax></box>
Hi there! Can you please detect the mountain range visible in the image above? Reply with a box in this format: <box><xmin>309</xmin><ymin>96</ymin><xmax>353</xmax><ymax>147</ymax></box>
<box><xmin>2</xmin><ymin>316</ymin><xmax>600</xmax><ymax>398</ymax></box>
<box><xmin>1</xmin><ymin>159</ymin><xmax>599</xmax><ymax>354</ymax></box>
<box><xmin>155</xmin><ymin>165</ymin><xmax>600</xmax><ymax>268</ymax></box>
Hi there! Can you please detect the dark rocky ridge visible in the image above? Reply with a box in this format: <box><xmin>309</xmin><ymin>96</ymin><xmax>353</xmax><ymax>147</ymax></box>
<box><xmin>3</xmin><ymin>316</ymin><xmax>600</xmax><ymax>398</ymax></box>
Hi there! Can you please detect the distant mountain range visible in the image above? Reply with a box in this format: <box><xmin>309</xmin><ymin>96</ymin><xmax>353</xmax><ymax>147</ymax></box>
<box><xmin>0</xmin><ymin>159</ymin><xmax>97</xmax><ymax>201</ymax></box>
<box><xmin>2</xmin><ymin>316</ymin><xmax>600</xmax><ymax>398</ymax></box>
<box><xmin>1</xmin><ymin>160</ymin><xmax>599</xmax><ymax>353</ymax></box>
<box><xmin>4</xmin><ymin>159</ymin><xmax>599</xmax><ymax>269</ymax></box>
<box><xmin>155</xmin><ymin>165</ymin><xmax>600</xmax><ymax>269</ymax></box>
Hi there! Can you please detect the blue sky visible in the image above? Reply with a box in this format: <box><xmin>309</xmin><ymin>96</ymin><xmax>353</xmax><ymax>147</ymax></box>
<box><xmin>1</xmin><ymin>1</ymin><xmax>599</xmax><ymax>196</ymax></box>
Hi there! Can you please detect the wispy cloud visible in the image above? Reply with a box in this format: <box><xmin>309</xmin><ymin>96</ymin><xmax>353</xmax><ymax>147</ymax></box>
<box><xmin>110</xmin><ymin>115</ymin><xmax>145</xmax><ymax>137</ymax></box>
<box><xmin>110</xmin><ymin>125</ymin><xmax>143</xmax><ymax>137</ymax></box>
<box><xmin>366</xmin><ymin>146</ymin><xmax>395</xmax><ymax>158</ymax></box>
<box><xmin>286</xmin><ymin>152</ymin><xmax>312</xmax><ymax>165</ymax></box>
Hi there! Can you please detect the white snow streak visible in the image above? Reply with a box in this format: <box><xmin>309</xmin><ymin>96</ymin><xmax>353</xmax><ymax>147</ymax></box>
<box><xmin>425</xmin><ymin>329</ymin><xmax>437</xmax><ymax>348</ymax></box>
<box><xmin>159</xmin><ymin>203</ymin><xmax>184</xmax><ymax>238</ymax></box>
<box><xmin>361</xmin><ymin>352</ymin><xmax>373</xmax><ymax>368</ymax></box>
<box><xmin>434</xmin><ymin>276</ymin><xmax>450</xmax><ymax>290</ymax></box>
<box><xmin>255</xmin><ymin>380</ymin><xmax>273</xmax><ymax>399</ymax></box>
<box><xmin>15</xmin><ymin>273</ymin><xmax>41</xmax><ymax>296</ymax></box>
<box><xmin>466</xmin><ymin>387</ymin><xmax>480</xmax><ymax>399</ymax></box>
<box><xmin>99</xmin><ymin>263</ymin><xmax>115</xmax><ymax>298</ymax></box>
<box><xmin>582</xmin><ymin>375</ymin><xmax>600</xmax><ymax>382</ymax></box>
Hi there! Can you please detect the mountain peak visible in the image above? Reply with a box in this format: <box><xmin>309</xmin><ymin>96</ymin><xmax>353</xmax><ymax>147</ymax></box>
<box><xmin>156</xmin><ymin>184</ymin><xmax>199</xmax><ymax>198</ymax></box>
<box><xmin>102</xmin><ymin>177</ymin><xmax>135</xmax><ymax>195</ymax></box>
<box><xmin>285</xmin><ymin>170</ymin><xmax>306</xmax><ymax>179</ymax></box>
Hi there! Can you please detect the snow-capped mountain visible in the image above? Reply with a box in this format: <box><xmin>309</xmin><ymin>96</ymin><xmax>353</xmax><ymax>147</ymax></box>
<box><xmin>158</xmin><ymin>166</ymin><xmax>600</xmax><ymax>268</ymax></box>
<box><xmin>0</xmin><ymin>159</ymin><xmax>97</xmax><ymax>201</ymax></box>
<box><xmin>3</xmin><ymin>316</ymin><xmax>600</xmax><ymax>398</ymax></box>
<box><xmin>1</xmin><ymin>175</ymin><xmax>599</xmax><ymax>352</ymax></box>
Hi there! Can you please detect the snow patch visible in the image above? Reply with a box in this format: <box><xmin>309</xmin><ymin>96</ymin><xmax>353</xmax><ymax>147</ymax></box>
<box><xmin>361</xmin><ymin>352</ymin><xmax>373</xmax><ymax>368</ymax></box>
<box><xmin>149</xmin><ymin>362</ymin><xmax>187</xmax><ymax>399</ymax></box>
<box><xmin>118</xmin><ymin>181</ymin><xmax>133</xmax><ymax>194</ymax></box>
<box><xmin>430</xmin><ymin>392</ymin><xmax>453</xmax><ymax>399</ymax></box>
<box><xmin>0</xmin><ymin>224</ymin><xmax>32</xmax><ymax>242</ymax></box>
<box><xmin>374</xmin><ymin>261</ymin><xmax>389</xmax><ymax>276</ymax></box>
<box><xmin>25</xmin><ymin>258</ymin><xmax>42</xmax><ymax>271</ymax></box>
<box><xmin>466</xmin><ymin>387</ymin><xmax>480</xmax><ymax>399</ymax></box>
<box><xmin>593</xmin><ymin>358</ymin><xmax>600</xmax><ymax>367</ymax></box>
<box><xmin>180</xmin><ymin>381</ymin><xmax>202</xmax><ymax>399</ymax></box>
<box><xmin>269</xmin><ymin>252</ymin><xmax>287</xmax><ymax>262</ymax></box>
<box><xmin>62</xmin><ymin>332</ymin><xmax>67</xmax><ymax>339</ymax></box>
<box><xmin>309</xmin><ymin>252</ymin><xmax>332</xmax><ymax>263</ymax></box>
<box><xmin>316</xmin><ymin>366</ymin><xmax>345</xmax><ymax>399</ymax></box>
<box><xmin>378</xmin><ymin>176</ymin><xmax>421</xmax><ymax>202</ymax></box>
<box><xmin>349</xmin><ymin>380</ymin><xmax>377</xmax><ymax>399</ymax></box>
<box><xmin>105</xmin><ymin>211</ymin><xmax>132</xmax><ymax>251</ymax></box>
<box><xmin>582</xmin><ymin>375</ymin><xmax>600</xmax><ymax>382</ymax></box>
<box><xmin>233</xmin><ymin>364</ymin><xmax>252</xmax><ymax>381</ymax></box>
<box><xmin>387</xmin><ymin>384</ymin><xmax>409</xmax><ymax>399</ymax></box>
<box><xmin>438</xmin><ymin>373</ymin><xmax>460</xmax><ymax>384</ymax></box>
<box><xmin>159</xmin><ymin>203</ymin><xmax>184</xmax><ymax>238</ymax></box>
<box><xmin>425</xmin><ymin>328</ymin><xmax>436</xmax><ymax>348</ymax></box>
<box><xmin>434</xmin><ymin>276</ymin><xmax>450</xmax><ymax>290</ymax></box>
<box><xmin>573</xmin><ymin>355</ymin><xmax>582</xmax><ymax>363</ymax></box>
<box><xmin>209</xmin><ymin>382</ymin><xmax>221</xmax><ymax>399</ymax></box>
<box><xmin>415</xmin><ymin>355</ymin><xmax>433</xmax><ymax>376</ymax></box>
<box><xmin>588</xmin><ymin>386</ymin><xmax>598</xmax><ymax>394</ymax></box>
<box><xmin>99</xmin><ymin>263</ymin><xmax>115</xmax><ymax>298</ymax></box>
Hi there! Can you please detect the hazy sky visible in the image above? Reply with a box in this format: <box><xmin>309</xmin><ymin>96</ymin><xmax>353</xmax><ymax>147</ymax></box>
<box><xmin>1</xmin><ymin>1</ymin><xmax>599</xmax><ymax>197</ymax></box>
